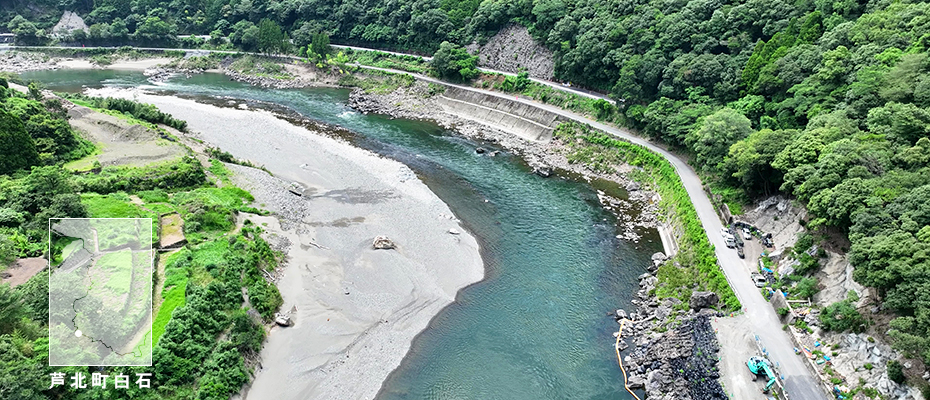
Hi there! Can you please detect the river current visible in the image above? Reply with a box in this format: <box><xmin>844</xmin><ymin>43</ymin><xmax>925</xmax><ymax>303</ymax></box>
<box><xmin>22</xmin><ymin>69</ymin><xmax>660</xmax><ymax>399</ymax></box>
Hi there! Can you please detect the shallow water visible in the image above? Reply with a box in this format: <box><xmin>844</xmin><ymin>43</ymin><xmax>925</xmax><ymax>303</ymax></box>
<box><xmin>23</xmin><ymin>70</ymin><xmax>661</xmax><ymax>399</ymax></box>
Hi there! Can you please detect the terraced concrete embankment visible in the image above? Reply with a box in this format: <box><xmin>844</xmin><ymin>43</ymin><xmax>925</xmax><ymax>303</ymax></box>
<box><xmin>437</xmin><ymin>86</ymin><xmax>563</xmax><ymax>142</ymax></box>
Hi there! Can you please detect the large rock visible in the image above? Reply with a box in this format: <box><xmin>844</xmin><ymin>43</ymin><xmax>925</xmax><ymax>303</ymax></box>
<box><xmin>689</xmin><ymin>291</ymin><xmax>719</xmax><ymax>311</ymax></box>
<box><xmin>627</xmin><ymin>374</ymin><xmax>646</xmax><ymax>389</ymax></box>
<box><xmin>615</xmin><ymin>309</ymin><xmax>628</xmax><ymax>320</ymax></box>
<box><xmin>274</xmin><ymin>314</ymin><xmax>292</xmax><ymax>327</ymax></box>
<box><xmin>372</xmin><ymin>236</ymin><xmax>396</xmax><ymax>249</ymax></box>
<box><xmin>640</xmin><ymin>276</ymin><xmax>659</xmax><ymax>292</ymax></box>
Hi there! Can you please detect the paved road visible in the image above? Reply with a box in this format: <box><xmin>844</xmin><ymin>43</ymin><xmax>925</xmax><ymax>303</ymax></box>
<box><xmin>7</xmin><ymin>44</ymin><xmax>827</xmax><ymax>399</ymax></box>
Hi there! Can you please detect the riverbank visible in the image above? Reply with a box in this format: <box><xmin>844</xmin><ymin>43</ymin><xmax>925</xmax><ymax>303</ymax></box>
<box><xmin>348</xmin><ymin>82</ymin><xmax>662</xmax><ymax>242</ymax></box>
<box><xmin>87</xmin><ymin>87</ymin><xmax>485</xmax><ymax>399</ymax></box>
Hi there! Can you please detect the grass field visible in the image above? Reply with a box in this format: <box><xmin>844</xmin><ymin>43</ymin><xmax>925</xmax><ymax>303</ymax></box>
<box><xmin>152</xmin><ymin>281</ymin><xmax>186</xmax><ymax>345</ymax></box>
<box><xmin>153</xmin><ymin>250</ymin><xmax>190</xmax><ymax>345</ymax></box>
<box><xmin>82</xmin><ymin>193</ymin><xmax>153</xmax><ymax>218</ymax></box>
<box><xmin>98</xmin><ymin>250</ymin><xmax>133</xmax><ymax>294</ymax></box>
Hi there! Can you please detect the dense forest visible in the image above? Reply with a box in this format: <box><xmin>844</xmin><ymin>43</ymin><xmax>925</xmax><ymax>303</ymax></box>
<box><xmin>0</xmin><ymin>79</ymin><xmax>282</xmax><ymax>399</ymax></box>
<box><xmin>1</xmin><ymin>0</ymin><xmax>929</xmax><ymax>384</ymax></box>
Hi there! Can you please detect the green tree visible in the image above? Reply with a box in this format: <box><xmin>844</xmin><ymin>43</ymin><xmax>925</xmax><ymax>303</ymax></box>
<box><xmin>258</xmin><ymin>19</ymin><xmax>287</xmax><ymax>54</ymax></box>
<box><xmin>430</xmin><ymin>41</ymin><xmax>479</xmax><ymax>82</ymax></box>
<box><xmin>819</xmin><ymin>300</ymin><xmax>866</xmax><ymax>332</ymax></box>
<box><xmin>6</xmin><ymin>15</ymin><xmax>47</xmax><ymax>46</ymax></box>
<box><xmin>723</xmin><ymin>129</ymin><xmax>796</xmax><ymax>195</ymax></box>
<box><xmin>132</xmin><ymin>16</ymin><xmax>176</xmax><ymax>46</ymax></box>
<box><xmin>686</xmin><ymin>108</ymin><xmax>754</xmax><ymax>170</ymax></box>
<box><xmin>0</xmin><ymin>284</ymin><xmax>25</xmax><ymax>334</ymax></box>
<box><xmin>311</xmin><ymin>33</ymin><xmax>331</xmax><ymax>58</ymax></box>
<box><xmin>0</xmin><ymin>109</ymin><xmax>39</xmax><ymax>175</ymax></box>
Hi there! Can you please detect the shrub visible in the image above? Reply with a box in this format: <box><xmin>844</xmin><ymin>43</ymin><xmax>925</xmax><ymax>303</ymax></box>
<box><xmin>820</xmin><ymin>300</ymin><xmax>867</xmax><ymax>332</ymax></box>
<box><xmin>794</xmin><ymin>277</ymin><xmax>819</xmax><ymax>299</ymax></box>
<box><xmin>887</xmin><ymin>360</ymin><xmax>905</xmax><ymax>384</ymax></box>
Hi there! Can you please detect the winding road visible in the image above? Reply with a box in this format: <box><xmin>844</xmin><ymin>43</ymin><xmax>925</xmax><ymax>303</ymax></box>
<box><xmin>5</xmin><ymin>43</ymin><xmax>828</xmax><ymax>399</ymax></box>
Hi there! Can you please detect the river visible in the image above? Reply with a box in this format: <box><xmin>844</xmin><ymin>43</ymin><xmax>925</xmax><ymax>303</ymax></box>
<box><xmin>22</xmin><ymin>69</ymin><xmax>661</xmax><ymax>399</ymax></box>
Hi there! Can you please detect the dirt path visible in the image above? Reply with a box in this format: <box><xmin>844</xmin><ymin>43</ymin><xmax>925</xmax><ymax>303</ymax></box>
<box><xmin>713</xmin><ymin>314</ymin><xmax>768</xmax><ymax>400</ymax></box>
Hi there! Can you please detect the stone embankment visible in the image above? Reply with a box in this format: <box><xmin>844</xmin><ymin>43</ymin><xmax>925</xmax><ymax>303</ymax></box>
<box><xmin>613</xmin><ymin>253</ymin><xmax>728</xmax><ymax>400</ymax></box>
<box><xmin>437</xmin><ymin>86</ymin><xmax>563</xmax><ymax>142</ymax></box>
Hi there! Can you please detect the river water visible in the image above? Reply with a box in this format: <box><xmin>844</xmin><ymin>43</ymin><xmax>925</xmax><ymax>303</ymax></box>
<box><xmin>23</xmin><ymin>69</ymin><xmax>661</xmax><ymax>399</ymax></box>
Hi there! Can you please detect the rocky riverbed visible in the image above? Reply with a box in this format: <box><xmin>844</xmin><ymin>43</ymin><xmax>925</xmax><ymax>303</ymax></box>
<box><xmin>0</xmin><ymin>51</ymin><xmax>64</xmax><ymax>72</ymax></box>
<box><xmin>613</xmin><ymin>253</ymin><xmax>728</xmax><ymax>400</ymax></box>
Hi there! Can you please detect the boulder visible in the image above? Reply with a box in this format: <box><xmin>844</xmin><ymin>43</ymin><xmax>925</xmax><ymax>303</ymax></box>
<box><xmin>475</xmin><ymin>147</ymin><xmax>487</xmax><ymax>154</ymax></box>
<box><xmin>689</xmin><ymin>291</ymin><xmax>719</xmax><ymax>311</ymax></box>
<box><xmin>655</xmin><ymin>306</ymin><xmax>670</xmax><ymax>322</ymax></box>
<box><xmin>274</xmin><ymin>314</ymin><xmax>292</xmax><ymax>327</ymax></box>
<box><xmin>661</xmin><ymin>297</ymin><xmax>682</xmax><ymax>308</ymax></box>
<box><xmin>615</xmin><ymin>309</ymin><xmax>628</xmax><ymax>320</ymax></box>
<box><xmin>640</xmin><ymin>276</ymin><xmax>658</xmax><ymax>292</ymax></box>
<box><xmin>627</xmin><ymin>374</ymin><xmax>646</xmax><ymax>389</ymax></box>
<box><xmin>373</xmin><ymin>236</ymin><xmax>396</xmax><ymax>249</ymax></box>
<box><xmin>626</xmin><ymin>182</ymin><xmax>641</xmax><ymax>192</ymax></box>
<box><xmin>534</xmin><ymin>167</ymin><xmax>553</xmax><ymax>177</ymax></box>
<box><xmin>448</xmin><ymin>228</ymin><xmax>461</xmax><ymax>235</ymax></box>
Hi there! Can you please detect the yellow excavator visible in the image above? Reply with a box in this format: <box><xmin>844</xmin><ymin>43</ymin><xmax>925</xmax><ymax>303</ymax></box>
<box><xmin>747</xmin><ymin>356</ymin><xmax>777</xmax><ymax>393</ymax></box>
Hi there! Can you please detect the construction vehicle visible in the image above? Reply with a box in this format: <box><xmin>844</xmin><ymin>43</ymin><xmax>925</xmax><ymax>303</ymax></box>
<box><xmin>747</xmin><ymin>356</ymin><xmax>777</xmax><ymax>393</ymax></box>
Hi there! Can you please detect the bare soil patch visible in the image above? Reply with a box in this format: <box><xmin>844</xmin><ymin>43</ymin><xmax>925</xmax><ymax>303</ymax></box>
<box><xmin>1</xmin><ymin>257</ymin><xmax>47</xmax><ymax>287</ymax></box>
<box><xmin>159</xmin><ymin>213</ymin><xmax>185</xmax><ymax>249</ymax></box>
<box><xmin>65</xmin><ymin>103</ymin><xmax>186</xmax><ymax>168</ymax></box>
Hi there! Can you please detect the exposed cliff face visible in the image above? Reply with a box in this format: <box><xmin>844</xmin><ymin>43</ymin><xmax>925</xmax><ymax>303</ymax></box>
<box><xmin>51</xmin><ymin>11</ymin><xmax>87</xmax><ymax>36</ymax></box>
<box><xmin>474</xmin><ymin>24</ymin><xmax>555</xmax><ymax>80</ymax></box>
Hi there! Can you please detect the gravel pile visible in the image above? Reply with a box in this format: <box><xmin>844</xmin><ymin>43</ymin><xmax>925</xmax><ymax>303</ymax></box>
<box><xmin>227</xmin><ymin>163</ymin><xmax>315</xmax><ymax>233</ymax></box>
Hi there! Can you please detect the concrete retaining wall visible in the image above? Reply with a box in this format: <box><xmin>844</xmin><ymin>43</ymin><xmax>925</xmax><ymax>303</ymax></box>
<box><xmin>438</xmin><ymin>86</ymin><xmax>563</xmax><ymax>142</ymax></box>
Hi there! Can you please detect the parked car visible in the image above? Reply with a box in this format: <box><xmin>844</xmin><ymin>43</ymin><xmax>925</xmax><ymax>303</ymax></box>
<box><xmin>737</xmin><ymin>246</ymin><xmax>745</xmax><ymax>258</ymax></box>
<box><xmin>751</xmin><ymin>273</ymin><xmax>766</xmax><ymax>288</ymax></box>
<box><xmin>725</xmin><ymin>235</ymin><xmax>736</xmax><ymax>248</ymax></box>
<box><xmin>743</xmin><ymin>227</ymin><xmax>752</xmax><ymax>240</ymax></box>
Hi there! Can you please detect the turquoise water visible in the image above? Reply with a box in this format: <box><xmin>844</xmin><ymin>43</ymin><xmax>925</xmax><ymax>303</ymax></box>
<box><xmin>23</xmin><ymin>70</ymin><xmax>661</xmax><ymax>399</ymax></box>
